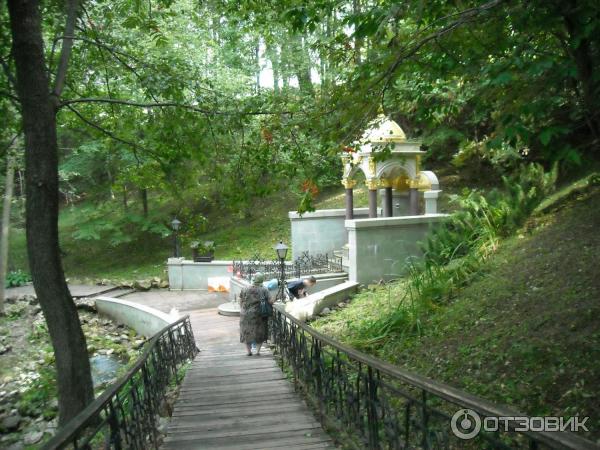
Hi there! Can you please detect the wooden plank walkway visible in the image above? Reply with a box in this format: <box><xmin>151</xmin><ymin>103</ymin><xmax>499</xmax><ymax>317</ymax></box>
<box><xmin>162</xmin><ymin>307</ymin><xmax>335</xmax><ymax>450</ymax></box>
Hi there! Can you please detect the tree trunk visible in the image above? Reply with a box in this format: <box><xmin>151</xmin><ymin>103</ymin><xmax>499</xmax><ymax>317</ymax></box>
<box><xmin>294</xmin><ymin>35</ymin><xmax>314</xmax><ymax>97</ymax></box>
<box><xmin>255</xmin><ymin>41</ymin><xmax>260</xmax><ymax>93</ymax></box>
<box><xmin>0</xmin><ymin>154</ymin><xmax>16</xmax><ymax>315</ymax></box>
<box><xmin>266</xmin><ymin>43</ymin><xmax>280</xmax><ymax>94</ymax></box>
<box><xmin>141</xmin><ymin>188</ymin><xmax>148</xmax><ymax>217</ymax></box>
<box><xmin>123</xmin><ymin>187</ymin><xmax>128</xmax><ymax>210</ymax></box>
<box><xmin>7</xmin><ymin>0</ymin><xmax>94</xmax><ymax>426</ymax></box>
<box><xmin>353</xmin><ymin>0</ymin><xmax>362</xmax><ymax>64</ymax></box>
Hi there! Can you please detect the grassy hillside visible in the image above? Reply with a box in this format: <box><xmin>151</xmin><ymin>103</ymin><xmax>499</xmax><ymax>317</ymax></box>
<box><xmin>313</xmin><ymin>182</ymin><xmax>600</xmax><ymax>441</ymax></box>
<box><xmin>6</xmin><ymin>185</ymin><xmax>372</xmax><ymax>282</ymax></box>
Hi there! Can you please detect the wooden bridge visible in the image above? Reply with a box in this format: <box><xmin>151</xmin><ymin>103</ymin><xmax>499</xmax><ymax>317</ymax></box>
<box><xmin>161</xmin><ymin>307</ymin><xmax>335</xmax><ymax>450</ymax></box>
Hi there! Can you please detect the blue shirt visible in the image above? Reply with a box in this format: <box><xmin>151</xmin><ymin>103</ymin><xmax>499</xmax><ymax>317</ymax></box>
<box><xmin>287</xmin><ymin>279</ymin><xmax>305</xmax><ymax>298</ymax></box>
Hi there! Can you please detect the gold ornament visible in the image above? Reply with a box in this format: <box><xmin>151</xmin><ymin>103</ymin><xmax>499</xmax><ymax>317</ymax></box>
<box><xmin>366</xmin><ymin>178</ymin><xmax>380</xmax><ymax>190</ymax></box>
<box><xmin>379</xmin><ymin>178</ymin><xmax>393</xmax><ymax>188</ymax></box>
<box><xmin>368</xmin><ymin>157</ymin><xmax>377</xmax><ymax>176</ymax></box>
<box><xmin>341</xmin><ymin>178</ymin><xmax>358</xmax><ymax>189</ymax></box>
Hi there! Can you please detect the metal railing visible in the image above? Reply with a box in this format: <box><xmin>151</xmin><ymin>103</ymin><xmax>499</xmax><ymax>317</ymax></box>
<box><xmin>232</xmin><ymin>251</ymin><xmax>344</xmax><ymax>282</ymax></box>
<box><xmin>270</xmin><ymin>306</ymin><xmax>598</xmax><ymax>450</ymax></box>
<box><xmin>43</xmin><ymin>316</ymin><xmax>198</xmax><ymax>450</ymax></box>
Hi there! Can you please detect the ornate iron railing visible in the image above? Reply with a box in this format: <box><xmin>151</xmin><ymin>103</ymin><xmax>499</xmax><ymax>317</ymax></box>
<box><xmin>43</xmin><ymin>316</ymin><xmax>198</xmax><ymax>450</ymax></box>
<box><xmin>232</xmin><ymin>251</ymin><xmax>343</xmax><ymax>281</ymax></box>
<box><xmin>271</xmin><ymin>307</ymin><xmax>598</xmax><ymax>450</ymax></box>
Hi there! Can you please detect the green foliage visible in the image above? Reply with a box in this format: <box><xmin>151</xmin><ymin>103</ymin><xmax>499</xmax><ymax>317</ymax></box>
<box><xmin>70</xmin><ymin>203</ymin><xmax>170</xmax><ymax>247</ymax></box>
<box><xmin>369</xmin><ymin>164</ymin><xmax>557</xmax><ymax>341</ymax></box>
<box><xmin>5</xmin><ymin>270</ymin><xmax>31</xmax><ymax>288</ymax></box>
<box><xmin>16</xmin><ymin>366</ymin><xmax>57</xmax><ymax>419</ymax></box>
<box><xmin>189</xmin><ymin>240</ymin><xmax>215</xmax><ymax>253</ymax></box>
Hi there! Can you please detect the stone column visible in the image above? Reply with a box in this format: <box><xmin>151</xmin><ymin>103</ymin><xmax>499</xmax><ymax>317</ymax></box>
<box><xmin>408</xmin><ymin>178</ymin><xmax>420</xmax><ymax>215</ymax></box>
<box><xmin>345</xmin><ymin>189</ymin><xmax>354</xmax><ymax>219</ymax></box>
<box><xmin>382</xmin><ymin>182</ymin><xmax>393</xmax><ymax>217</ymax></box>
<box><xmin>342</xmin><ymin>178</ymin><xmax>356</xmax><ymax>220</ymax></box>
<box><xmin>366</xmin><ymin>179</ymin><xmax>379</xmax><ymax>218</ymax></box>
<box><xmin>424</xmin><ymin>190</ymin><xmax>441</xmax><ymax>214</ymax></box>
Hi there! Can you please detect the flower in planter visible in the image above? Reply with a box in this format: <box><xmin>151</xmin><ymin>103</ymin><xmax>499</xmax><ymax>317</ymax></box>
<box><xmin>191</xmin><ymin>240</ymin><xmax>215</xmax><ymax>261</ymax></box>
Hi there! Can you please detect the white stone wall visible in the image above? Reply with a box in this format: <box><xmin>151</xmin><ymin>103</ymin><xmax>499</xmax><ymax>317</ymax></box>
<box><xmin>167</xmin><ymin>259</ymin><xmax>234</xmax><ymax>290</ymax></box>
<box><xmin>345</xmin><ymin>214</ymin><xmax>448</xmax><ymax>284</ymax></box>
<box><xmin>95</xmin><ymin>297</ymin><xmax>177</xmax><ymax>338</ymax></box>
<box><xmin>289</xmin><ymin>208</ymin><xmax>373</xmax><ymax>259</ymax></box>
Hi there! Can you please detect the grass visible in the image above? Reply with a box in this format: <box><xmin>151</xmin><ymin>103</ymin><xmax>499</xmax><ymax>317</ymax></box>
<box><xmin>312</xmin><ymin>180</ymin><xmax>600</xmax><ymax>441</ymax></box>
<box><xmin>6</xmin><ymin>183</ymin><xmax>370</xmax><ymax>282</ymax></box>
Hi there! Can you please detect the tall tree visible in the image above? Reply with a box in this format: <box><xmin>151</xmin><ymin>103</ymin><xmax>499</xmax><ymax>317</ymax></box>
<box><xmin>0</xmin><ymin>151</ymin><xmax>16</xmax><ymax>314</ymax></box>
<box><xmin>7</xmin><ymin>0</ymin><xmax>94</xmax><ymax>425</ymax></box>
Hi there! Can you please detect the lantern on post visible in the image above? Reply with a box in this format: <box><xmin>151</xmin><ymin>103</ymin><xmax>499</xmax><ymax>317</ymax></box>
<box><xmin>274</xmin><ymin>241</ymin><xmax>288</xmax><ymax>301</ymax></box>
<box><xmin>171</xmin><ymin>218</ymin><xmax>181</xmax><ymax>258</ymax></box>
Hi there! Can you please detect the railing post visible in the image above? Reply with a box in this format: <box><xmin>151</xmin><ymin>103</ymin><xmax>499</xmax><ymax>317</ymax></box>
<box><xmin>107</xmin><ymin>401</ymin><xmax>123</xmax><ymax>450</ymax></box>
<box><xmin>313</xmin><ymin>339</ymin><xmax>325</xmax><ymax>425</ymax></box>
<box><xmin>421</xmin><ymin>390</ymin><xmax>429</xmax><ymax>449</ymax></box>
<box><xmin>367</xmin><ymin>366</ymin><xmax>380</xmax><ymax>449</ymax></box>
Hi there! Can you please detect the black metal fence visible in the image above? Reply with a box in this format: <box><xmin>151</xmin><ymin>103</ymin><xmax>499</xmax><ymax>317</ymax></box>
<box><xmin>43</xmin><ymin>316</ymin><xmax>198</xmax><ymax>450</ymax></box>
<box><xmin>232</xmin><ymin>251</ymin><xmax>344</xmax><ymax>282</ymax></box>
<box><xmin>270</xmin><ymin>306</ymin><xmax>597</xmax><ymax>450</ymax></box>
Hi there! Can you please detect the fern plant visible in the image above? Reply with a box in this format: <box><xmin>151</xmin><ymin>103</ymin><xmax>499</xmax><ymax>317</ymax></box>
<box><xmin>370</xmin><ymin>163</ymin><xmax>557</xmax><ymax>341</ymax></box>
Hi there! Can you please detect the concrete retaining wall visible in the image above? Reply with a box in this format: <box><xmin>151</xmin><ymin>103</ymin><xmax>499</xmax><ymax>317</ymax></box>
<box><xmin>95</xmin><ymin>296</ymin><xmax>178</xmax><ymax>338</ymax></box>
<box><xmin>289</xmin><ymin>208</ymin><xmax>373</xmax><ymax>259</ymax></box>
<box><xmin>168</xmin><ymin>258</ymin><xmax>233</xmax><ymax>290</ymax></box>
<box><xmin>346</xmin><ymin>214</ymin><xmax>448</xmax><ymax>284</ymax></box>
<box><xmin>284</xmin><ymin>281</ymin><xmax>359</xmax><ymax>321</ymax></box>
<box><xmin>228</xmin><ymin>272</ymin><xmax>349</xmax><ymax>302</ymax></box>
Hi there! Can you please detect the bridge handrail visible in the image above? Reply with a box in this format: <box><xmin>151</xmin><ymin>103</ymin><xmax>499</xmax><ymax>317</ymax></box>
<box><xmin>42</xmin><ymin>315</ymin><xmax>198</xmax><ymax>450</ymax></box>
<box><xmin>271</xmin><ymin>306</ymin><xmax>598</xmax><ymax>449</ymax></box>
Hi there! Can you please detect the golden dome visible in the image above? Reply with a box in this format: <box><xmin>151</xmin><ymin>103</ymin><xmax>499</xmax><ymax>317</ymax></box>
<box><xmin>362</xmin><ymin>114</ymin><xmax>406</xmax><ymax>143</ymax></box>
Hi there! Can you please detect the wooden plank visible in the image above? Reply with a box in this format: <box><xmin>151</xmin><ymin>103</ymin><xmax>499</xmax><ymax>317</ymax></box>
<box><xmin>168</xmin><ymin>411</ymin><xmax>319</xmax><ymax>433</ymax></box>
<box><xmin>179</xmin><ymin>378</ymin><xmax>292</xmax><ymax>395</ymax></box>
<box><xmin>173</xmin><ymin>402</ymin><xmax>310</xmax><ymax>417</ymax></box>
<box><xmin>174</xmin><ymin>391</ymin><xmax>298</xmax><ymax>408</ymax></box>
<box><xmin>173</xmin><ymin>394</ymin><xmax>300</xmax><ymax>411</ymax></box>
<box><xmin>164</xmin><ymin>423</ymin><xmax>324</xmax><ymax>443</ymax></box>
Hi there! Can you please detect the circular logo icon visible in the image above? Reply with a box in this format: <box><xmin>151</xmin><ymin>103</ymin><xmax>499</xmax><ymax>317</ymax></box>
<box><xmin>451</xmin><ymin>409</ymin><xmax>481</xmax><ymax>440</ymax></box>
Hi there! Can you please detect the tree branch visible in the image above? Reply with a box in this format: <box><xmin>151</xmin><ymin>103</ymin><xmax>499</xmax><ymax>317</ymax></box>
<box><xmin>0</xmin><ymin>89</ymin><xmax>19</xmax><ymax>102</ymax></box>
<box><xmin>380</xmin><ymin>0</ymin><xmax>506</xmax><ymax>85</ymax></box>
<box><xmin>53</xmin><ymin>35</ymin><xmax>140</xmax><ymax>66</ymax></box>
<box><xmin>0</xmin><ymin>132</ymin><xmax>21</xmax><ymax>159</ymax></box>
<box><xmin>64</xmin><ymin>104</ymin><xmax>172</xmax><ymax>174</ymax></box>
<box><xmin>65</xmin><ymin>104</ymin><xmax>147</xmax><ymax>152</ymax></box>
<box><xmin>52</xmin><ymin>0</ymin><xmax>80</xmax><ymax>99</ymax></box>
<box><xmin>60</xmin><ymin>97</ymin><xmax>295</xmax><ymax>116</ymax></box>
<box><xmin>0</xmin><ymin>56</ymin><xmax>17</xmax><ymax>88</ymax></box>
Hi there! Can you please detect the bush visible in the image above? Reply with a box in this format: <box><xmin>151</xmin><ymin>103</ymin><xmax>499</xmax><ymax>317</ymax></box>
<box><xmin>370</xmin><ymin>163</ymin><xmax>557</xmax><ymax>341</ymax></box>
<box><xmin>5</xmin><ymin>269</ymin><xmax>31</xmax><ymax>288</ymax></box>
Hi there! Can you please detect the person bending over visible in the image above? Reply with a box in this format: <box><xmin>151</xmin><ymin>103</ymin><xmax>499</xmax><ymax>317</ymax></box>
<box><xmin>287</xmin><ymin>276</ymin><xmax>317</xmax><ymax>299</ymax></box>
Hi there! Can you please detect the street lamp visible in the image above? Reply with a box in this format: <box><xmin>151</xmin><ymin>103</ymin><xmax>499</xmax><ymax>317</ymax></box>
<box><xmin>171</xmin><ymin>218</ymin><xmax>181</xmax><ymax>258</ymax></box>
<box><xmin>274</xmin><ymin>241</ymin><xmax>288</xmax><ymax>301</ymax></box>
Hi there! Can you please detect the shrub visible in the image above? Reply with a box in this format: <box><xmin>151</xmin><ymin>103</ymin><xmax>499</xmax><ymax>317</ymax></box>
<box><xmin>5</xmin><ymin>269</ymin><xmax>31</xmax><ymax>288</ymax></box>
<box><xmin>370</xmin><ymin>163</ymin><xmax>557</xmax><ymax>341</ymax></box>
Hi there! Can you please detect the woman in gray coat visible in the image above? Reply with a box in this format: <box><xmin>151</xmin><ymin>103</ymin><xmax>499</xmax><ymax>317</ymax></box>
<box><xmin>239</xmin><ymin>272</ymin><xmax>273</xmax><ymax>356</ymax></box>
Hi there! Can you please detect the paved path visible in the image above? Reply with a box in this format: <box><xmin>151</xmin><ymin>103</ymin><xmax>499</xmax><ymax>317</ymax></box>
<box><xmin>138</xmin><ymin>293</ymin><xmax>335</xmax><ymax>450</ymax></box>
